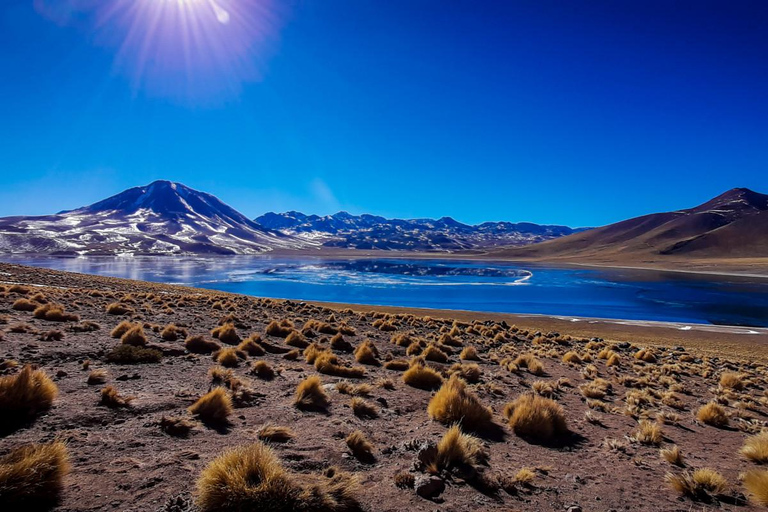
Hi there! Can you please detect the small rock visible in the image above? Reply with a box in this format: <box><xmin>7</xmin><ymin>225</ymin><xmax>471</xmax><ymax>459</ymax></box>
<box><xmin>116</xmin><ymin>374</ymin><xmax>129</xmax><ymax>381</ymax></box>
<box><xmin>567</xmin><ymin>506</ymin><xmax>582</xmax><ymax>512</ymax></box>
<box><xmin>56</xmin><ymin>370</ymin><xmax>67</xmax><ymax>378</ymax></box>
<box><xmin>415</xmin><ymin>475</ymin><xmax>445</xmax><ymax>499</ymax></box>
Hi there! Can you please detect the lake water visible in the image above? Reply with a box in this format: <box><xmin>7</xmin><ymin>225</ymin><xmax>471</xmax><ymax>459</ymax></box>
<box><xmin>2</xmin><ymin>255</ymin><xmax>768</xmax><ymax>327</ymax></box>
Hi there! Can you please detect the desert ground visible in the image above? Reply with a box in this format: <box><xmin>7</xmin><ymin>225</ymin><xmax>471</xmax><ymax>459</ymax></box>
<box><xmin>1</xmin><ymin>262</ymin><xmax>767</xmax><ymax>511</ymax></box>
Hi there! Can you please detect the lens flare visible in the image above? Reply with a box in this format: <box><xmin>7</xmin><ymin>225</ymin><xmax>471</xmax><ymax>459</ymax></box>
<box><xmin>34</xmin><ymin>0</ymin><xmax>285</xmax><ymax>104</ymax></box>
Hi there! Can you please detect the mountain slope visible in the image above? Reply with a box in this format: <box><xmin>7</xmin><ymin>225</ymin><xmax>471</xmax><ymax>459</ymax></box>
<box><xmin>0</xmin><ymin>181</ymin><xmax>306</xmax><ymax>255</ymax></box>
<box><xmin>492</xmin><ymin>188</ymin><xmax>768</xmax><ymax>262</ymax></box>
<box><xmin>255</xmin><ymin>211</ymin><xmax>585</xmax><ymax>251</ymax></box>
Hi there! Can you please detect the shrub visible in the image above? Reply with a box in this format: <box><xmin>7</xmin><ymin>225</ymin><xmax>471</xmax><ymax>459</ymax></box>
<box><xmin>100</xmin><ymin>386</ymin><xmax>134</xmax><ymax>408</ymax></box>
<box><xmin>425</xmin><ymin>425</ymin><xmax>487</xmax><ymax>474</ymax></box>
<box><xmin>121</xmin><ymin>325</ymin><xmax>147</xmax><ymax>347</ymax></box>
<box><xmin>666</xmin><ymin>468</ymin><xmax>728</xmax><ymax>499</ymax></box>
<box><xmin>0</xmin><ymin>365</ymin><xmax>57</xmax><ymax>428</ymax></box>
<box><xmin>743</xmin><ymin>470</ymin><xmax>768</xmax><ymax>506</ymax></box>
<box><xmin>189</xmin><ymin>388</ymin><xmax>233</xmax><ymax>424</ymax></box>
<box><xmin>196</xmin><ymin>442</ymin><xmax>359</xmax><ymax>512</ymax></box>
<box><xmin>427</xmin><ymin>375</ymin><xmax>492</xmax><ymax>430</ymax></box>
<box><xmin>350</xmin><ymin>397</ymin><xmax>378</xmax><ymax>419</ymax></box>
<box><xmin>346</xmin><ymin>430</ymin><xmax>374</xmax><ymax>462</ymax></box>
<box><xmin>283</xmin><ymin>349</ymin><xmax>300</xmax><ymax>361</ymax></box>
<box><xmin>719</xmin><ymin>372</ymin><xmax>744</xmax><ymax>391</ymax></box>
<box><xmin>459</xmin><ymin>346</ymin><xmax>480</xmax><ymax>361</ymax></box>
<box><xmin>632</xmin><ymin>420</ymin><xmax>663</xmax><ymax>445</ymax></box>
<box><xmin>314</xmin><ymin>353</ymin><xmax>365</xmax><ymax>378</ymax></box>
<box><xmin>251</xmin><ymin>361</ymin><xmax>276</xmax><ymax>380</ymax></box>
<box><xmin>214</xmin><ymin>348</ymin><xmax>246</xmax><ymax>368</ymax></box>
<box><xmin>110</xmin><ymin>320</ymin><xmax>134</xmax><ymax>338</ymax></box>
<box><xmin>740</xmin><ymin>432</ymin><xmax>768</xmax><ymax>463</ymax></box>
<box><xmin>354</xmin><ymin>340</ymin><xmax>379</xmax><ymax>365</ymax></box>
<box><xmin>504</xmin><ymin>393</ymin><xmax>567</xmax><ymax>443</ymax></box>
<box><xmin>106</xmin><ymin>302</ymin><xmax>132</xmax><ymax>315</ymax></box>
<box><xmin>185</xmin><ymin>335</ymin><xmax>221</xmax><ymax>354</ymax></box>
<box><xmin>32</xmin><ymin>303</ymin><xmax>79</xmax><ymax>322</ymax></box>
<box><xmin>105</xmin><ymin>344</ymin><xmax>162</xmax><ymax>363</ymax></box>
<box><xmin>402</xmin><ymin>363</ymin><xmax>443</xmax><ymax>390</ymax></box>
<box><xmin>294</xmin><ymin>376</ymin><xmax>330</xmax><ymax>411</ymax></box>
<box><xmin>70</xmin><ymin>321</ymin><xmax>100</xmax><ymax>333</ymax></box>
<box><xmin>696</xmin><ymin>402</ymin><xmax>729</xmax><ymax>428</ymax></box>
<box><xmin>0</xmin><ymin>441</ymin><xmax>70</xmax><ymax>508</ymax></box>
<box><xmin>258</xmin><ymin>424</ymin><xmax>295</xmax><ymax>443</ymax></box>
<box><xmin>212</xmin><ymin>323</ymin><xmax>240</xmax><ymax>345</ymax></box>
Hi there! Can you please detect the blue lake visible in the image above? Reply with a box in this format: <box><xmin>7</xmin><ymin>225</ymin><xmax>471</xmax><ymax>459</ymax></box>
<box><xmin>2</xmin><ymin>256</ymin><xmax>768</xmax><ymax>327</ymax></box>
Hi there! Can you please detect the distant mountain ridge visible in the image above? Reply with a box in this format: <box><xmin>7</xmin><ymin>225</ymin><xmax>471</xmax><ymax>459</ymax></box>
<box><xmin>255</xmin><ymin>211</ymin><xmax>586</xmax><ymax>251</ymax></box>
<box><xmin>492</xmin><ymin>187</ymin><xmax>768</xmax><ymax>262</ymax></box>
<box><xmin>0</xmin><ymin>180</ymin><xmax>305</xmax><ymax>255</ymax></box>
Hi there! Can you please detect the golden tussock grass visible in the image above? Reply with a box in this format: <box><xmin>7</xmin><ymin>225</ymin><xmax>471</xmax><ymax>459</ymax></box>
<box><xmin>459</xmin><ymin>346</ymin><xmax>480</xmax><ymax>361</ymax></box>
<box><xmin>426</xmin><ymin>424</ymin><xmax>487</xmax><ymax>474</ymax></box>
<box><xmin>110</xmin><ymin>320</ymin><xmax>134</xmax><ymax>338</ymax></box>
<box><xmin>743</xmin><ymin>470</ymin><xmax>768</xmax><ymax>506</ymax></box>
<box><xmin>394</xmin><ymin>471</ymin><xmax>415</xmax><ymax>489</ymax></box>
<box><xmin>383</xmin><ymin>359</ymin><xmax>409</xmax><ymax>371</ymax></box>
<box><xmin>160</xmin><ymin>416</ymin><xmax>196</xmax><ymax>437</ymax></box>
<box><xmin>402</xmin><ymin>362</ymin><xmax>443</xmax><ymax>390</ymax></box>
<box><xmin>514</xmin><ymin>467</ymin><xmax>536</xmax><ymax>484</ymax></box>
<box><xmin>105</xmin><ymin>344</ymin><xmax>162</xmax><ymax>364</ymax></box>
<box><xmin>258</xmin><ymin>424</ymin><xmax>295</xmax><ymax>443</ymax></box>
<box><xmin>562</xmin><ymin>351</ymin><xmax>582</xmax><ymax>364</ymax></box>
<box><xmin>251</xmin><ymin>360</ymin><xmax>276</xmax><ymax>380</ymax></box>
<box><xmin>696</xmin><ymin>402</ymin><xmax>729</xmax><ymax>428</ymax></box>
<box><xmin>330</xmin><ymin>333</ymin><xmax>353</xmax><ymax>352</ymax></box>
<box><xmin>0</xmin><ymin>365</ymin><xmax>57</xmax><ymax>427</ymax></box>
<box><xmin>336</xmin><ymin>381</ymin><xmax>372</xmax><ymax>396</ymax></box>
<box><xmin>214</xmin><ymin>347</ymin><xmax>246</xmax><ymax>368</ymax></box>
<box><xmin>100</xmin><ymin>385</ymin><xmax>134</xmax><ymax>408</ymax></box>
<box><xmin>285</xmin><ymin>330</ymin><xmax>309</xmax><ymax>348</ymax></box>
<box><xmin>294</xmin><ymin>375</ymin><xmax>330</xmax><ymax>411</ymax></box>
<box><xmin>354</xmin><ymin>340</ymin><xmax>379</xmax><ymax>365</ymax></box>
<box><xmin>447</xmin><ymin>362</ymin><xmax>481</xmax><ymax>383</ymax></box>
<box><xmin>0</xmin><ymin>441</ymin><xmax>70</xmax><ymax>507</ymax></box>
<box><xmin>121</xmin><ymin>325</ymin><xmax>147</xmax><ymax>347</ymax></box>
<box><xmin>238</xmin><ymin>337</ymin><xmax>266</xmax><ymax>356</ymax></box>
<box><xmin>666</xmin><ymin>468</ymin><xmax>728</xmax><ymax>499</ymax></box>
<box><xmin>504</xmin><ymin>393</ymin><xmax>567</xmax><ymax>443</ymax></box>
<box><xmin>632</xmin><ymin>420</ymin><xmax>663</xmax><ymax>445</ymax></box>
<box><xmin>211</xmin><ymin>323</ymin><xmax>241</xmax><ymax>345</ymax></box>
<box><xmin>189</xmin><ymin>388</ymin><xmax>233</xmax><ymax>424</ymax></box>
<box><xmin>427</xmin><ymin>375</ymin><xmax>492</xmax><ymax>430</ymax></box>
<box><xmin>185</xmin><ymin>335</ymin><xmax>221</xmax><ymax>354</ymax></box>
<box><xmin>196</xmin><ymin>441</ymin><xmax>360</xmax><ymax>512</ymax></box>
<box><xmin>106</xmin><ymin>302</ymin><xmax>133</xmax><ymax>315</ymax></box>
<box><xmin>265</xmin><ymin>320</ymin><xmax>293</xmax><ymax>338</ymax></box>
<box><xmin>661</xmin><ymin>445</ymin><xmax>684</xmax><ymax>466</ymax></box>
<box><xmin>512</xmin><ymin>354</ymin><xmax>544</xmax><ymax>376</ymax></box>
<box><xmin>160</xmin><ymin>324</ymin><xmax>180</xmax><ymax>341</ymax></box>
<box><xmin>740</xmin><ymin>431</ymin><xmax>768</xmax><ymax>463</ymax></box>
<box><xmin>11</xmin><ymin>298</ymin><xmax>38</xmax><ymax>312</ymax></box>
<box><xmin>634</xmin><ymin>349</ymin><xmax>657</xmax><ymax>363</ymax></box>
<box><xmin>346</xmin><ymin>430</ymin><xmax>375</xmax><ymax>462</ymax></box>
<box><xmin>422</xmin><ymin>344</ymin><xmax>448</xmax><ymax>364</ymax></box>
<box><xmin>87</xmin><ymin>369</ymin><xmax>108</xmax><ymax>385</ymax></box>
<box><xmin>719</xmin><ymin>372</ymin><xmax>745</xmax><ymax>391</ymax></box>
<box><xmin>32</xmin><ymin>303</ymin><xmax>78</xmax><ymax>322</ymax></box>
<box><xmin>350</xmin><ymin>397</ymin><xmax>378</xmax><ymax>419</ymax></box>
<box><xmin>314</xmin><ymin>353</ymin><xmax>365</xmax><ymax>379</ymax></box>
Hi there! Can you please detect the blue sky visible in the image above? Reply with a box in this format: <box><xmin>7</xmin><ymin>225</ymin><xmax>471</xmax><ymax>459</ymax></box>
<box><xmin>0</xmin><ymin>1</ymin><xmax>766</xmax><ymax>227</ymax></box>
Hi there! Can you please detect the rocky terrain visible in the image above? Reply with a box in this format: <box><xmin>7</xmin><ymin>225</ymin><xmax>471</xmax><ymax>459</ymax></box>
<box><xmin>1</xmin><ymin>263</ymin><xmax>767</xmax><ymax>511</ymax></box>
<box><xmin>256</xmin><ymin>211</ymin><xmax>585</xmax><ymax>251</ymax></box>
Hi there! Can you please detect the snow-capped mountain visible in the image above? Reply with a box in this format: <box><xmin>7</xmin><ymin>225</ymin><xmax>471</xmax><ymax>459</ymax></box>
<box><xmin>0</xmin><ymin>181</ymin><xmax>307</xmax><ymax>255</ymax></box>
<box><xmin>255</xmin><ymin>211</ymin><xmax>585</xmax><ymax>251</ymax></box>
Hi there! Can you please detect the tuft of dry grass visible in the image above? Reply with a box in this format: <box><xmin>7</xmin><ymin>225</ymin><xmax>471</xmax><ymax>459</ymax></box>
<box><xmin>719</xmin><ymin>372</ymin><xmax>745</xmax><ymax>391</ymax></box>
<box><xmin>33</xmin><ymin>303</ymin><xmax>79</xmax><ymax>322</ymax></box>
<box><xmin>336</xmin><ymin>381</ymin><xmax>372</xmax><ymax>396</ymax></box>
<box><xmin>447</xmin><ymin>362</ymin><xmax>481</xmax><ymax>383</ymax></box>
<box><xmin>512</xmin><ymin>354</ymin><xmax>544</xmax><ymax>376</ymax></box>
<box><xmin>514</xmin><ymin>467</ymin><xmax>536</xmax><ymax>485</ymax></box>
<box><xmin>661</xmin><ymin>445</ymin><xmax>684</xmax><ymax>466</ymax></box>
<box><xmin>213</xmin><ymin>347</ymin><xmax>246</xmax><ymax>368</ymax></box>
<box><xmin>402</xmin><ymin>363</ymin><xmax>443</xmax><ymax>390</ymax></box>
<box><xmin>350</xmin><ymin>397</ymin><xmax>378</xmax><ymax>419</ymax></box>
<box><xmin>0</xmin><ymin>441</ymin><xmax>70</xmax><ymax>507</ymax></box>
<box><xmin>394</xmin><ymin>471</ymin><xmax>415</xmax><ymax>489</ymax></box>
<box><xmin>459</xmin><ymin>346</ymin><xmax>480</xmax><ymax>361</ymax></box>
<box><xmin>504</xmin><ymin>393</ymin><xmax>567</xmax><ymax>443</ymax></box>
<box><xmin>110</xmin><ymin>320</ymin><xmax>135</xmax><ymax>338</ymax></box>
<box><xmin>427</xmin><ymin>375</ymin><xmax>492</xmax><ymax>430</ymax></box>
<box><xmin>161</xmin><ymin>324</ymin><xmax>180</xmax><ymax>341</ymax></box>
<box><xmin>696</xmin><ymin>402</ymin><xmax>729</xmax><ymax>428</ymax></box>
<box><xmin>740</xmin><ymin>431</ymin><xmax>768</xmax><ymax>463</ymax></box>
<box><xmin>106</xmin><ymin>302</ymin><xmax>132</xmax><ymax>315</ymax></box>
<box><xmin>426</xmin><ymin>424</ymin><xmax>487</xmax><ymax>474</ymax></box>
<box><xmin>189</xmin><ymin>388</ymin><xmax>233</xmax><ymax>424</ymax></box>
<box><xmin>562</xmin><ymin>351</ymin><xmax>582</xmax><ymax>364</ymax></box>
<box><xmin>346</xmin><ymin>430</ymin><xmax>375</xmax><ymax>462</ymax></box>
<box><xmin>294</xmin><ymin>375</ymin><xmax>330</xmax><ymax>411</ymax></box>
<box><xmin>632</xmin><ymin>420</ymin><xmax>663</xmax><ymax>445</ymax></box>
<box><xmin>251</xmin><ymin>360</ymin><xmax>276</xmax><ymax>380</ymax></box>
<box><xmin>258</xmin><ymin>424</ymin><xmax>295</xmax><ymax>443</ymax></box>
<box><xmin>100</xmin><ymin>386</ymin><xmax>134</xmax><ymax>408</ymax></box>
<box><xmin>105</xmin><ymin>344</ymin><xmax>162</xmax><ymax>364</ymax></box>
<box><xmin>196</xmin><ymin>441</ymin><xmax>359</xmax><ymax>512</ymax></box>
<box><xmin>743</xmin><ymin>470</ymin><xmax>768</xmax><ymax>506</ymax></box>
<box><xmin>238</xmin><ymin>336</ymin><xmax>266</xmax><ymax>356</ymax></box>
<box><xmin>121</xmin><ymin>325</ymin><xmax>148</xmax><ymax>347</ymax></box>
<box><xmin>354</xmin><ymin>340</ymin><xmax>379</xmax><ymax>365</ymax></box>
<box><xmin>160</xmin><ymin>416</ymin><xmax>196</xmax><ymax>437</ymax></box>
<box><xmin>0</xmin><ymin>365</ymin><xmax>58</xmax><ymax>428</ymax></box>
<box><xmin>423</xmin><ymin>344</ymin><xmax>449</xmax><ymax>364</ymax></box>
<box><xmin>87</xmin><ymin>369</ymin><xmax>108</xmax><ymax>385</ymax></box>
<box><xmin>314</xmin><ymin>353</ymin><xmax>365</xmax><ymax>379</ymax></box>
<box><xmin>666</xmin><ymin>468</ymin><xmax>728</xmax><ymax>499</ymax></box>
<box><xmin>383</xmin><ymin>359</ymin><xmax>409</xmax><ymax>371</ymax></box>
<box><xmin>212</xmin><ymin>323</ymin><xmax>241</xmax><ymax>345</ymax></box>
<box><xmin>265</xmin><ymin>320</ymin><xmax>293</xmax><ymax>338</ymax></box>
<box><xmin>185</xmin><ymin>335</ymin><xmax>221</xmax><ymax>354</ymax></box>
<box><xmin>11</xmin><ymin>298</ymin><xmax>38</xmax><ymax>312</ymax></box>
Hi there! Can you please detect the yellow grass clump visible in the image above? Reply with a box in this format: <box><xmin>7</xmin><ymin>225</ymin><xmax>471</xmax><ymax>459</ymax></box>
<box><xmin>426</xmin><ymin>424</ymin><xmax>487</xmax><ymax>474</ymax></box>
<box><xmin>666</xmin><ymin>468</ymin><xmax>728</xmax><ymax>499</ymax></box>
<box><xmin>354</xmin><ymin>340</ymin><xmax>380</xmax><ymax>365</ymax></box>
<box><xmin>110</xmin><ymin>320</ymin><xmax>134</xmax><ymax>338</ymax></box>
<box><xmin>459</xmin><ymin>346</ymin><xmax>480</xmax><ymax>361</ymax></box>
<box><xmin>0</xmin><ymin>441</ymin><xmax>70</xmax><ymax>508</ymax></box>
<box><xmin>740</xmin><ymin>432</ymin><xmax>768</xmax><ymax>463</ymax></box>
<box><xmin>696</xmin><ymin>402</ymin><xmax>729</xmax><ymax>428</ymax></box>
<box><xmin>251</xmin><ymin>360</ymin><xmax>276</xmax><ymax>380</ymax></box>
<box><xmin>350</xmin><ymin>397</ymin><xmax>378</xmax><ymax>419</ymax></box>
<box><xmin>214</xmin><ymin>347</ymin><xmax>246</xmax><ymax>368</ymax></box>
<box><xmin>632</xmin><ymin>420</ymin><xmax>663</xmax><ymax>445</ymax></box>
<box><xmin>0</xmin><ymin>365</ymin><xmax>58</xmax><ymax>428</ymax></box>
<box><xmin>562</xmin><ymin>351</ymin><xmax>582</xmax><ymax>364</ymax></box>
<box><xmin>402</xmin><ymin>362</ymin><xmax>443</xmax><ymax>390</ymax></box>
<box><xmin>294</xmin><ymin>376</ymin><xmax>330</xmax><ymax>411</ymax></box>
<box><xmin>238</xmin><ymin>336</ymin><xmax>266</xmax><ymax>356</ymax></box>
<box><xmin>196</xmin><ymin>442</ymin><xmax>359</xmax><ymax>512</ymax></box>
<box><xmin>106</xmin><ymin>302</ymin><xmax>132</xmax><ymax>315</ymax></box>
<box><xmin>185</xmin><ymin>335</ymin><xmax>221</xmax><ymax>354</ymax></box>
<box><xmin>265</xmin><ymin>320</ymin><xmax>293</xmax><ymax>338</ymax></box>
<box><xmin>743</xmin><ymin>470</ymin><xmax>768</xmax><ymax>506</ymax></box>
<box><xmin>33</xmin><ymin>303</ymin><xmax>79</xmax><ymax>322</ymax></box>
<box><xmin>504</xmin><ymin>393</ymin><xmax>567</xmax><ymax>443</ymax></box>
<box><xmin>427</xmin><ymin>375</ymin><xmax>492</xmax><ymax>430</ymax></box>
<box><xmin>314</xmin><ymin>353</ymin><xmax>365</xmax><ymax>379</ymax></box>
<box><xmin>346</xmin><ymin>430</ymin><xmax>375</xmax><ymax>462</ymax></box>
<box><xmin>212</xmin><ymin>323</ymin><xmax>241</xmax><ymax>345</ymax></box>
<box><xmin>189</xmin><ymin>388</ymin><xmax>233</xmax><ymax>424</ymax></box>
<box><xmin>661</xmin><ymin>445</ymin><xmax>684</xmax><ymax>466</ymax></box>
<box><xmin>258</xmin><ymin>424</ymin><xmax>295</xmax><ymax>443</ymax></box>
<box><xmin>719</xmin><ymin>372</ymin><xmax>745</xmax><ymax>391</ymax></box>
<box><xmin>121</xmin><ymin>325</ymin><xmax>147</xmax><ymax>347</ymax></box>
<box><xmin>100</xmin><ymin>386</ymin><xmax>134</xmax><ymax>408</ymax></box>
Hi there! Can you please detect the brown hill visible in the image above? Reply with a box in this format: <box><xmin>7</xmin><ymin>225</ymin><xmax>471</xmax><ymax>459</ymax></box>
<box><xmin>492</xmin><ymin>188</ymin><xmax>768</xmax><ymax>266</ymax></box>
